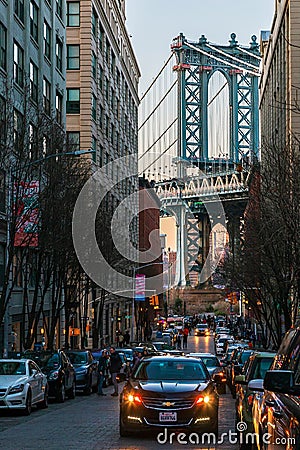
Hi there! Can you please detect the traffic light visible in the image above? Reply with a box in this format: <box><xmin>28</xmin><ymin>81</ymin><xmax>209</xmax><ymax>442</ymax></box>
<box><xmin>149</xmin><ymin>296</ymin><xmax>155</xmax><ymax>306</ymax></box>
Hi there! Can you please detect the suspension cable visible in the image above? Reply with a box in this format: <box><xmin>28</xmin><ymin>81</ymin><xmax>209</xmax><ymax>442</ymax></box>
<box><xmin>140</xmin><ymin>139</ymin><xmax>177</xmax><ymax>175</ymax></box>
<box><xmin>207</xmin><ymin>82</ymin><xmax>228</xmax><ymax>107</ymax></box>
<box><xmin>238</xmin><ymin>46</ymin><xmax>261</xmax><ymax>60</ymax></box>
<box><xmin>138</xmin><ymin>80</ymin><xmax>177</xmax><ymax>131</ymax></box>
<box><xmin>206</xmin><ymin>43</ymin><xmax>260</xmax><ymax>71</ymax></box>
<box><xmin>139</xmin><ymin>54</ymin><xmax>174</xmax><ymax>102</ymax></box>
<box><xmin>138</xmin><ymin>118</ymin><xmax>178</xmax><ymax>160</ymax></box>
<box><xmin>186</xmin><ymin>43</ymin><xmax>260</xmax><ymax>76</ymax></box>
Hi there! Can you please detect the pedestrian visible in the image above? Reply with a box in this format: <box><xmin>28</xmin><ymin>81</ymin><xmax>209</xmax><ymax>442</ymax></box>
<box><xmin>148</xmin><ymin>325</ymin><xmax>152</xmax><ymax>340</ymax></box>
<box><xmin>109</xmin><ymin>347</ymin><xmax>123</xmax><ymax>396</ymax></box>
<box><xmin>97</xmin><ymin>350</ymin><xmax>108</xmax><ymax>396</ymax></box>
<box><xmin>183</xmin><ymin>325</ymin><xmax>189</xmax><ymax>349</ymax></box>
<box><xmin>177</xmin><ymin>330</ymin><xmax>183</xmax><ymax>349</ymax></box>
<box><xmin>124</xmin><ymin>330</ymin><xmax>130</xmax><ymax>346</ymax></box>
<box><xmin>131</xmin><ymin>351</ymin><xmax>142</xmax><ymax>374</ymax></box>
<box><xmin>118</xmin><ymin>332</ymin><xmax>124</xmax><ymax>348</ymax></box>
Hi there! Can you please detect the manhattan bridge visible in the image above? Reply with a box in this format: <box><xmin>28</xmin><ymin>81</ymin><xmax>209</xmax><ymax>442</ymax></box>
<box><xmin>138</xmin><ymin>32</ymin><xmax>261</xmax><ymax>291</ymax></box>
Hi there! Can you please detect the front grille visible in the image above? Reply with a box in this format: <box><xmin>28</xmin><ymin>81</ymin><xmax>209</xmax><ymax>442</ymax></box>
<box><xmin>143</xmin><ymin>398</ymin><xmax>194</xmax><ymax>410</ymax></box>
<box><xmin>0</xmin><ymin>389</ymin><xmax>7</xmax><ymax>397</ymax></box>
<box><xmin>144</xmin><ymin>417</ymin><xmax>193</xmax><ymax>427</ymax></box>
<box><xmin>0</xmin><ymin>400</ymin><xmax>6</xmax><ymax>406</ymax></box>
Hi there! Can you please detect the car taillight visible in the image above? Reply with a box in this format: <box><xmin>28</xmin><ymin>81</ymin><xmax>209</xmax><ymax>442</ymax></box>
<box><xmin>127</xmin><ymin>393</ymin><xmax>142</xmax><ymax>403</ymax></box>
<box><xmin>196</xmin><ymin>395</ymin><xmax>210</xmax><ymax>405</ymax></box>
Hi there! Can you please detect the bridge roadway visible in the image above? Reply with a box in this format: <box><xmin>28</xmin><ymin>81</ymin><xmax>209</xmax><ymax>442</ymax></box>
<box><xmin>0</xmin><ymin>334</ymin><xmax>238</xmax><ymax>450</ymax></box>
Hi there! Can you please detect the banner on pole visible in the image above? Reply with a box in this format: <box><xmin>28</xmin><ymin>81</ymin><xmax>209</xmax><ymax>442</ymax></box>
<box><xmin>135</xmin><ymin>274</ymin><xmax>145</xmax><ymax>301</ymax></box>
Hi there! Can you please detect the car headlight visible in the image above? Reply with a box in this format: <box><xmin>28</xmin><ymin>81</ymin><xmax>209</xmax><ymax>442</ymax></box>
<box><xmin>127</xmin><ymin>393</ymin><xmax>142</xmax><ymax>404</ymax></box>
<box><xmin>76</xmin><ymin>367</ymin><xmax>88</xmax><ymax>375</ymax></box>
<box><xmin>196</xmin><ymin>395</ymin><xmax>210</xmax><ymax>405</ymax></box>
<box><xmin>49</xmin><ymin>371</ymin><xmax>59</xmax><ymax>380</ymax></box>
<box><xmin>9</xmin><ymin>383</ymin><xmax>25</xmax><ymax>394</ymax></box>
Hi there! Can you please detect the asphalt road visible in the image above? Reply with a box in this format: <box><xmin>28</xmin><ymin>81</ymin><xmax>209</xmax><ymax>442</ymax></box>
<box><xmin>0</xmin><ymin>333</ymin><xmax>239</xmax><ymax>450</ymax></box>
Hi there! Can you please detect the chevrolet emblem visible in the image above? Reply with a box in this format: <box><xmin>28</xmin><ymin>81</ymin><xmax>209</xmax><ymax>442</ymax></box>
<box><xmin>162</xmin><ymin>401</ymin><xmax>175</xmax><ymax>407</ymax></box>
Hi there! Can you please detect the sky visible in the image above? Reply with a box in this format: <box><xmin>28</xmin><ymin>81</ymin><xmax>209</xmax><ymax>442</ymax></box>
<box><xmin>126</xmin><ymin>0</ymin><xmax>275</xmax><ymax>94</ymax></box>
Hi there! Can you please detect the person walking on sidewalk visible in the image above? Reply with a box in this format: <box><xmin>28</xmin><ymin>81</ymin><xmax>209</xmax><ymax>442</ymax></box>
<box><xmin>97</xmin><ymin>350</ymin><xmax>108</xmax><ymax>396</ymax></box>
<box><xmin>183</xmin><ymin>325</ymin><xmax>189</xmax><ymax>349</ymax></box>
<box><xmin>109</xmin><ymin>347</ymin><xmax>122</xmax><ymax>396</ymax></box>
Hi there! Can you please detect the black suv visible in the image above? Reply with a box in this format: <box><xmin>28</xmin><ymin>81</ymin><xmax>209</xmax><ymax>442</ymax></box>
<box><xmin>23</xmin><ymin>350</ymin><xmax>76</xmax><ymax>402</ymax></box>
<box><xmin>262</xmin><ymin>327</ymin><xmax>300</xmax><ymax>449</ymax></box>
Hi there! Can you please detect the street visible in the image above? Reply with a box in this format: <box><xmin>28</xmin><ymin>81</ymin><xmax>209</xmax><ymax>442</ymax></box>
<box><xmin>0</xmin><ymin>334</ymin><xmax>238</xmax><ymax>450</ymax></box>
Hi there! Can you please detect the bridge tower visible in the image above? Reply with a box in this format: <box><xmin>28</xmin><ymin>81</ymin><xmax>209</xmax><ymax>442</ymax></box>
<box><xmin>163</xmin><ymin>33</ymin><xmax>260</xmax><ymax>291</ymax></box>
<box><xmin>171</xmin><ymin>32</ymin><xmax>260</xmax><ymax>168</ymax></box>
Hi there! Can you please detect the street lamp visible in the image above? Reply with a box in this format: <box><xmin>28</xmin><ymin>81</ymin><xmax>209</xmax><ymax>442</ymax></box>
<box><xmin>2</xmin><ymin>149</ymin><xmax>95</xmax><ymax>356</ymax></box>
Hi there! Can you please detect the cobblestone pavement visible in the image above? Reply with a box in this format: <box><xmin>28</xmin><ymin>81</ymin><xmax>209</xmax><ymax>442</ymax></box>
<box><xmin>0</xmin><ymin>334</ymin><xmax>239</xmax><ymax>450</ymax></box>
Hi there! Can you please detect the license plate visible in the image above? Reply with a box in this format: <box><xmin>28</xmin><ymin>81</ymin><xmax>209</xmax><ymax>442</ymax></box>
<box><xmin>159</xmin><ymin>412</ymin><xmax>177</xmax><ymax>422</ymax></box>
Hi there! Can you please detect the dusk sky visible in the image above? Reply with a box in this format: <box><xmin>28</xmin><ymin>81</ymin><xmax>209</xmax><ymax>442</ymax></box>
<box><xmin>126</xmin><ymin>0</ymin><xmax>275</xmax><ymax>94</ymax></box>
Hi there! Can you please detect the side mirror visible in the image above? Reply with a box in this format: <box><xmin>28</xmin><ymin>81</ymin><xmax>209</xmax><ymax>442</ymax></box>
<box><xmin>248</xmin><ymin>379</ymin><xmax>264</xmax><ymax>392</ymax></box>
<box><xmin>264</xmin><ymin>370</ymin><xmax>300</xmax><ymax>395</ymax></box>
<box><xmin>235</xmin><ymin>374</ymin><xmax>246</xmax><ymax>384</ymax></box>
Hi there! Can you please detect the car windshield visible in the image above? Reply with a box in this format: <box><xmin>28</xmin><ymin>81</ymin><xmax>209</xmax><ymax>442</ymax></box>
<box><xmin>67</xmin><ymin>352</ymin><xmax>88</xmax><ymax>365</ymax></box>
<box><xmin>201</xmin><ymin>357</ymin><xmax>219</xmax><ymax>367</ymax></box>
<box><xmin>240</xmin><ymin>351</ymin><xmax>252</xmax><ymax>363</ymax></box>
<box><xmin>133</xmin><ymin>360</ymin><xmax>207</xmax><ymax>381</ymax></box>
<box><xmin>196</xmin><ymin>324</ymin><xmax>207</xmax><ymax>329</ymax></box>
<box><xmin>0</xmin><ymin>361</ymin><xmax>26</xmax><ymax>375</ymax></box>
<box><xmin>36</xmin><ymin>353</ymin><xmax>60</xmax><ymax>369</ymax></box>
<box><xmin>252</xmin><ymin>357</ymin><xmax>274</xmax><ymax>379</ymax></box>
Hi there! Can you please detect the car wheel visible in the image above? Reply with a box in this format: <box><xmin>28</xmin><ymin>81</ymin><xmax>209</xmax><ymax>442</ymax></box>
<box><xmin>23</xmin><ymin>389</ymin><xmax>32</xmax><ymax>416</ymax></box>
<box><xmin>57</xmin><ymin>383</ymin><xmax>65</xmax><ymax>403</ymax></box>
<box><xmin>84</xmin><ymin>381</ymin><xmax>92</xmax><ymax>395</ymax></box>
<box><xmin>119</xmin><ymin>414</ymin><xmax>131</xmax><ymax>437</ymax></box>
<box><xmin>38</xmin><ymin>386</ymin><xmax>48</xmax><ymax>409</ymax></box>
<box><xmin>67</xmin><ymin>381</ymin><xmax>76</xmax><ymax>399</ymax></box>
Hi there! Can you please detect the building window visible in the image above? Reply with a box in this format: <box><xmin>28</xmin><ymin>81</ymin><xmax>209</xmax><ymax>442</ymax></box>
<box><xmin>13</xmin><ymin>41</ymin><xmax>24</xmax><ymax>88</ymax></box>
<box><xmin>99</xmin><ymin>145</ymin><xmax>103</xmax><ymax>167</ymax></box>
<box><xmin>66</xmin><ymin>88</ymin><xmax>80</xmax><ymax>114</ymax></box>
<box><xmin>56</xmin><ymin>37</ymin><xmax>63</xmax><ymax>72</ymax></box>
<box><xmin>99</xmin><ymin>66</ymin><xmax>103</xmax><ymax>90</ymax></box>
<box><xmin>0</xmin><ymin>96</ymin><xmax>6</xmax><ymax>146</ymax></box>
<box><xmin>99</xmin><ymin>105</ymin><xmax>103</xmax><ymax>129</ymax></box>
<box><xmin>105</xmin><ymin>38</ymin><xmax>110</xmax><ymax>65</ymax></box>
<box><xmin>0</xmin><ymin>22</ymin><xmax>7</xmax><ymax>71</ymax></box>
<box><xmin>92</xmin><ymin>52</ymin><xmax>97</xmax><ymax>78</ymax></box>
<box><xmin>44</xmin><ymin>21</ymin><xmax>51</xmax><ymax>61</ymax></box>
<box><xmin>14</xmin><ymin>109</ymin><xmax>24</xmax><ymax>153</ymax></box>
<box><xmin>29</xmin><ymin>60</ymin><xmax>38</xmax><ymax>103</ymax></box>
<box><xmin>29</xmin><ymin>123</ymin><xmax>38</xmax><ymax>160</ymax></box>
<box><xmin>0</xmin><ymin>245</ymin><xmax>5</xmax><ymax>285</ymax></box>
<box><xmin>99</xmin><ymin>25</ymin><xmax>104</xmax><ymax>50</ymax></box>
<box><xmin>67</xmin><ymin>45</ymin><xmax>80</xmax><ymax>70</ymax></box>
<box><xmin>43</xmin><ymin>78</ymin><xmax>51</xmax><ymax>115</ymax></box>
<box><xmin>66</xmin><ymin>131</ymin><xmax>80</xmax><ymax>151</ymax></box>
<box><xmin>92</xmin><ymin>8</ymin><xmax>98</xmax><ymax>37</ymax></box>
<box><xmin>92</xmin><ymin>94</ymin><xmax>97</xmax><ymax>120</ymax></box>
<box><xmin>92</xmin><ymin>136</ymin><xmax>97</xmax><ymax>162</ymax></box>
<box><xmin>14</xmin><ymin>0</ymin><xmax>24</xmax><ymax>23</ymax></box>
<box><xmin>30</xmin><ymin>1</ymin><xmax>39</xmax><ymax>42</ymax></box>
<box><xmin>110</xmin><ymin>124</ymin><xmax>115</xmax><ymax>145</ymax></box>
<box><xmin>56</xmin><ymin>91</ymin><xmax>63</xmax><ymax>124</ymax></box>
<box><xmin>67</xmin><ymin>2</ymin><xmax>80</xmax><ymax>27</ymax></box>
<box><xmin>56</xmin><ymin>0</ymin><xmax>63</xmax><ymax>19</ymax></box>
<box><xmin>111</xmin><ymin>50</ymin><xmax>115</xmax><ymax>73</ymax></box>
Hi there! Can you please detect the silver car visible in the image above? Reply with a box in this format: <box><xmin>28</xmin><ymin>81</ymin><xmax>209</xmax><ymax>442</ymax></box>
<box><xmin>0</xmin><ymin>359</ymin><xmax>48</xmax><ymax>415</ymax></box>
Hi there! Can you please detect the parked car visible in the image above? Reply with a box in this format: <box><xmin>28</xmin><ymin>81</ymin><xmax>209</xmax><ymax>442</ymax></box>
<box><xmin>119</xmin><ymin>355</ymin><xmax>219</xmax><ymax>436</ymax></box>
<box><xmin>66</xmin><ymin>350</ymin><xmax>98</xmax><ymax>394</ymax></box>
<box><xmin>0</xmin><ymin>359</ymin><xmax>48</xmax><ymax>415</ymax></box>
<box><xmin>258</xmin><ymin>327</ymin><xmax>300</xmax><ymax>449</ymax></box>
<box><xmin>194</xmin><ymin>323</ymin><xmax>210</xmax><ymax>336</ymax></box>
<box><xmin>215</xmin><ymin>335</ymin><xmax>234</xmax><ymax>355</ymax></box>
<box><xmin>23</xmin><ymin>350</ymin><xmax>76</xmax><ymax>402</ymax></box>
<box><xmin>235</xmin><ymin>351</ymin><xmax>276</xmax><ymax>441</ymax></box>
<box><xmin>115</xmin><ymin>352</ymin><xmax>130</xmax><ymax>382</ymax></box>
<box><xmin>227</xmin><ymin>348</ymin><xmax>253</xmax><ymax>397</ymax></box>
<box><xmin>189</xmin><ymin>352</ymin><xmax>227</xmax><ymax>394</ymax></box>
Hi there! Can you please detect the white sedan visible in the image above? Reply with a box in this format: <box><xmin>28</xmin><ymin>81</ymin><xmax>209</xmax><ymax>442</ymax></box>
<box><xmin>0</xmin><ymin>359</ymin><xmax>48</xmax><ymax>415</ymax></box>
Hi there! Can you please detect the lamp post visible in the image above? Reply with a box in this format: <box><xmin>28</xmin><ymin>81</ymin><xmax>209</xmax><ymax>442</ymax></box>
<box><xmin>3</xmin><ymin>149</ymin><xmax>95</xmax><ymax>356</ymax></box>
